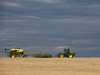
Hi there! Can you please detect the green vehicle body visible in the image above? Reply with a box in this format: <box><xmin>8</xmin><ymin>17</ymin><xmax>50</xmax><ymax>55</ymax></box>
<box><xmin>57</xmin><ymin>48</ymin><xmax>75</xmax><ymax>58</ymax></box>
<box><xmin>64</xmin><ymin>50</ymin><xmax>75</xmax><ymax>56</ymax></box>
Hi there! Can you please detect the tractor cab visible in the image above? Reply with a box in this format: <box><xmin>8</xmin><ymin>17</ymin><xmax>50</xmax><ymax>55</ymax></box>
<box><xmin>64</xmin><ymin>48</ymin><xmax>70</xmax><ymax>54</ymax></box>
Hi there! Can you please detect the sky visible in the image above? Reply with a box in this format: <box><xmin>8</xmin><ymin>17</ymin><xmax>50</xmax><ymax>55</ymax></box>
<box><xmin>0</xmin><ymin>0</ymin><xmax>100</xmax><ymax>57</ymax></box>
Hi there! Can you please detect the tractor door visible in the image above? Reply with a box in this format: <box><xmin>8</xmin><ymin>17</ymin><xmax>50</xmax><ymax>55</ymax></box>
<box><xmin>64</xmin><ymin>48</ymin><xmax>70</xmax><ymax>56</ymax></box>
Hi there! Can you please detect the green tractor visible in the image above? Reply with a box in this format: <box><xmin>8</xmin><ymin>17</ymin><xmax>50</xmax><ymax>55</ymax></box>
<box><xmin>57</xmin><ymin>48</ymin><xmax>75</xmax><ymax>58</ymax></box>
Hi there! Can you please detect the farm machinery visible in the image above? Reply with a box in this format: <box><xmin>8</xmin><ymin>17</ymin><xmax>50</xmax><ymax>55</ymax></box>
<box><xmin>5</xmin><ymin>48</ymin><xmax>75</xmax><ymax>58</ymax></box>
<box><xmin>5</xmin><ymin>48</ymin><xmax>52</xmax><ymax>58</ymax></box>
<box><xmin>57</xmin><ymin>48</ymin><xmax>75</xmax><ymax>58</ymax></box>
<box><xmin>5</xmin><ymin>48</ymin><xmax>27</xmax><ymax>58</ymax></box>
<box><xmin>33</xmin><ymin>52</ymin><xmax>52</xmax><ymax>58</ymax></box>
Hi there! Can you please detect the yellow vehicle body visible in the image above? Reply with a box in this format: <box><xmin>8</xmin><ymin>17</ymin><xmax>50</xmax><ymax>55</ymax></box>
<box><xmin>9</xmin><ymin>48</ymin><xmax>24</xmax><ymax>54</ymax></box>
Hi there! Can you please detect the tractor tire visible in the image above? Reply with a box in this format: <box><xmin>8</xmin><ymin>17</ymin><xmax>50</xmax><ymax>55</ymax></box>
<box><xmin>23</xmin><ymin>55</ymin><xmax>27</xmax><ymax>58</ymax></box>
<box><xmin>59</xmin><ymin>53</ymin><xmax>64</xmax><ymax>58</ymax></box>
<box><xmin>68</xmin><ymin>54</ymin><xmax>73</xmax><ymax>58</ymax></box>
<box><xmin>34</xmin><ymin>54</ymin><xmax>36</xmax><ymax>57</ymax></box>
<box><xmin>10</xmin><ymin>54</ymin><xmax>15</xmax><ymax>58</ymax></box>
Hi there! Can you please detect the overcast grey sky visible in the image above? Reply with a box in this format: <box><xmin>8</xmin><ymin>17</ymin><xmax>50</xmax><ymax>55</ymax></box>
<box><xmin>0</xmin><ymin>0</ymin><xmax>100</xmax><ymax>57</ymax></box>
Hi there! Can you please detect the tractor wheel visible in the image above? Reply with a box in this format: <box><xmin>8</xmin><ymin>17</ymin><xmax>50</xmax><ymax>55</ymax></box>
<box><xmin>68</xmin><ymin>54</ymin><xmax>73</xmax><ymax>58</ymax></box>
<box><xmin>34</xmin><ymin>54</ymin><xmax>37</xmax><ymax>57</ymax></box>
<box><xmin>48</xmin><ymin>56</ymin><xmax>52</xmax><ymax>58</ymax></box>
<box><xmin>23</xmin><ymin>56</ymin><xmax>27</xmax><ymax>58</ymax></box>
<box><xmin>10</xmin><ymin>54</ymin><xmax>15</xmax><ymax>58</ymax></box>
<box><xmin>60</xmin><ymin>54</ymin><xmax>64</xmax><ymax>58</ymax></box>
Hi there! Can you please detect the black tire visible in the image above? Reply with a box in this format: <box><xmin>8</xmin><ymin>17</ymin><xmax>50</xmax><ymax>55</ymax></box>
<box><xmin>68</xmin><ymin>54</ymin><xmax>73</xmax><ymax>58</ymax></box>
<box><xmin>23</xmin><ymin>55</ymin><xmax>27</xmax><ymax>58</ymax></box>
<box><xmin>10</xmin><ymin>54</ymin><xmax>15</xmax><ymax>58</ymax></box>
<box><xmin>58</xmin><ymin>53</ymin><xmax>64</xmax><ymax>58</ymax></box>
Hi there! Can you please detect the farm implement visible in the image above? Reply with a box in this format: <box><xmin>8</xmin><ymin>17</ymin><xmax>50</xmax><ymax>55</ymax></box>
<box><xmin>5</xmin><ymin>48</ymin><xmax>27</xmax><ymax>58</ymax></box>
<box><xmin>5</xmin><ymin>48</ymin><xmax>75</xmax><ymax>58</ymax></box>
<box><xmin>5</xmin><ymin>48</ymin><xmax>52</xmax><ymax>58</ymax></box>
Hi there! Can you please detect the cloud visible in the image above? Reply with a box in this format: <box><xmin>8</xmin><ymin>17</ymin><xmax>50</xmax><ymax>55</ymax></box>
<box><xmin>34</xmin><ymin>0</ymin><xmax>61</xmax><ymax>3</ymax></box>
<box><xmin>56</xmin><ymin>5</ymin><xmax>70</xmax><ymax>8</ymax></box>
<box><xmin>0</xmin><ymin>20</ymin><xmax>26</xmax><ymax>22</ymax></box>
<box><xmin>85</xmin><ymin>4</ymin><xmax>100</xmax><ymax>7</ymax></box>
<box><xmin>19</xmin><ymin>16</ymin><xmax>43</xmax><ymax>19</ymax></box>
<box><xmin>71</xmin><ymin>47</ymin><xmax>100</xmax><ymax>51</ymax></box>
<box><xmin>54</xmin><ymin>46</ymin><xmax>69</xmax><ymax>49</ymax></box>
<box><xmin>71</xmin><ymin>39</ymin><xmax>92</xmax><ymax>44</ymax></box>
<box><xmin>1</xmin><ymin>2</ymin><xmax>21</xmax><ymax>7</ymax></box>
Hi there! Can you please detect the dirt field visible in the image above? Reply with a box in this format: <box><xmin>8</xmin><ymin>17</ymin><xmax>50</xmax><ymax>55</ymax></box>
<box><xmin>0</xmin><ymin>57</ymin><xmax>100</xmax><ymax>75</ymax></box>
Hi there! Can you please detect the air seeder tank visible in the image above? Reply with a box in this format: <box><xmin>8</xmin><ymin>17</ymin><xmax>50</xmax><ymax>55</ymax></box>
<box><xmin>9</xmin><ymin>48</ymin><xmax>24</xmax><ymax>54</ymax></box>
<box><xmin>5</xmin><ymin>48</ymin><xmax>25</xmax><ymax>58</ymax></box>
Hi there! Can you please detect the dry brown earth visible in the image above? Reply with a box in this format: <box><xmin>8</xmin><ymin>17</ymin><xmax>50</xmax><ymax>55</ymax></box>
<box><xmin>0</xmin><ymin>57</ymin><xmax>100</xmax><ymax>75</ymax></box>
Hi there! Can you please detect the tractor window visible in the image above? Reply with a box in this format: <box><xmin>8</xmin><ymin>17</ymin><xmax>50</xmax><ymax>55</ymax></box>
<box><xmin>64</xmin><ymin>49</ymin><xmax>68</xmax><ymax>52</ymax></box>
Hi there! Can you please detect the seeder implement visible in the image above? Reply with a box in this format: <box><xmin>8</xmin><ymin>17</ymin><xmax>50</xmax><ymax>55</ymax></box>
<box><xmin>5</xmin><ymin>48</ymin><xmax>52</xmax><ymax>58</ymax></box>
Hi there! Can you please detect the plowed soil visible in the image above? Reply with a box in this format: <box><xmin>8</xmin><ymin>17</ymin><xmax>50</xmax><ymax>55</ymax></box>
<box><xmin>0</xmin><ymin>57</ymin><xmax>100</xmax><ymax>75</ymax></box>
